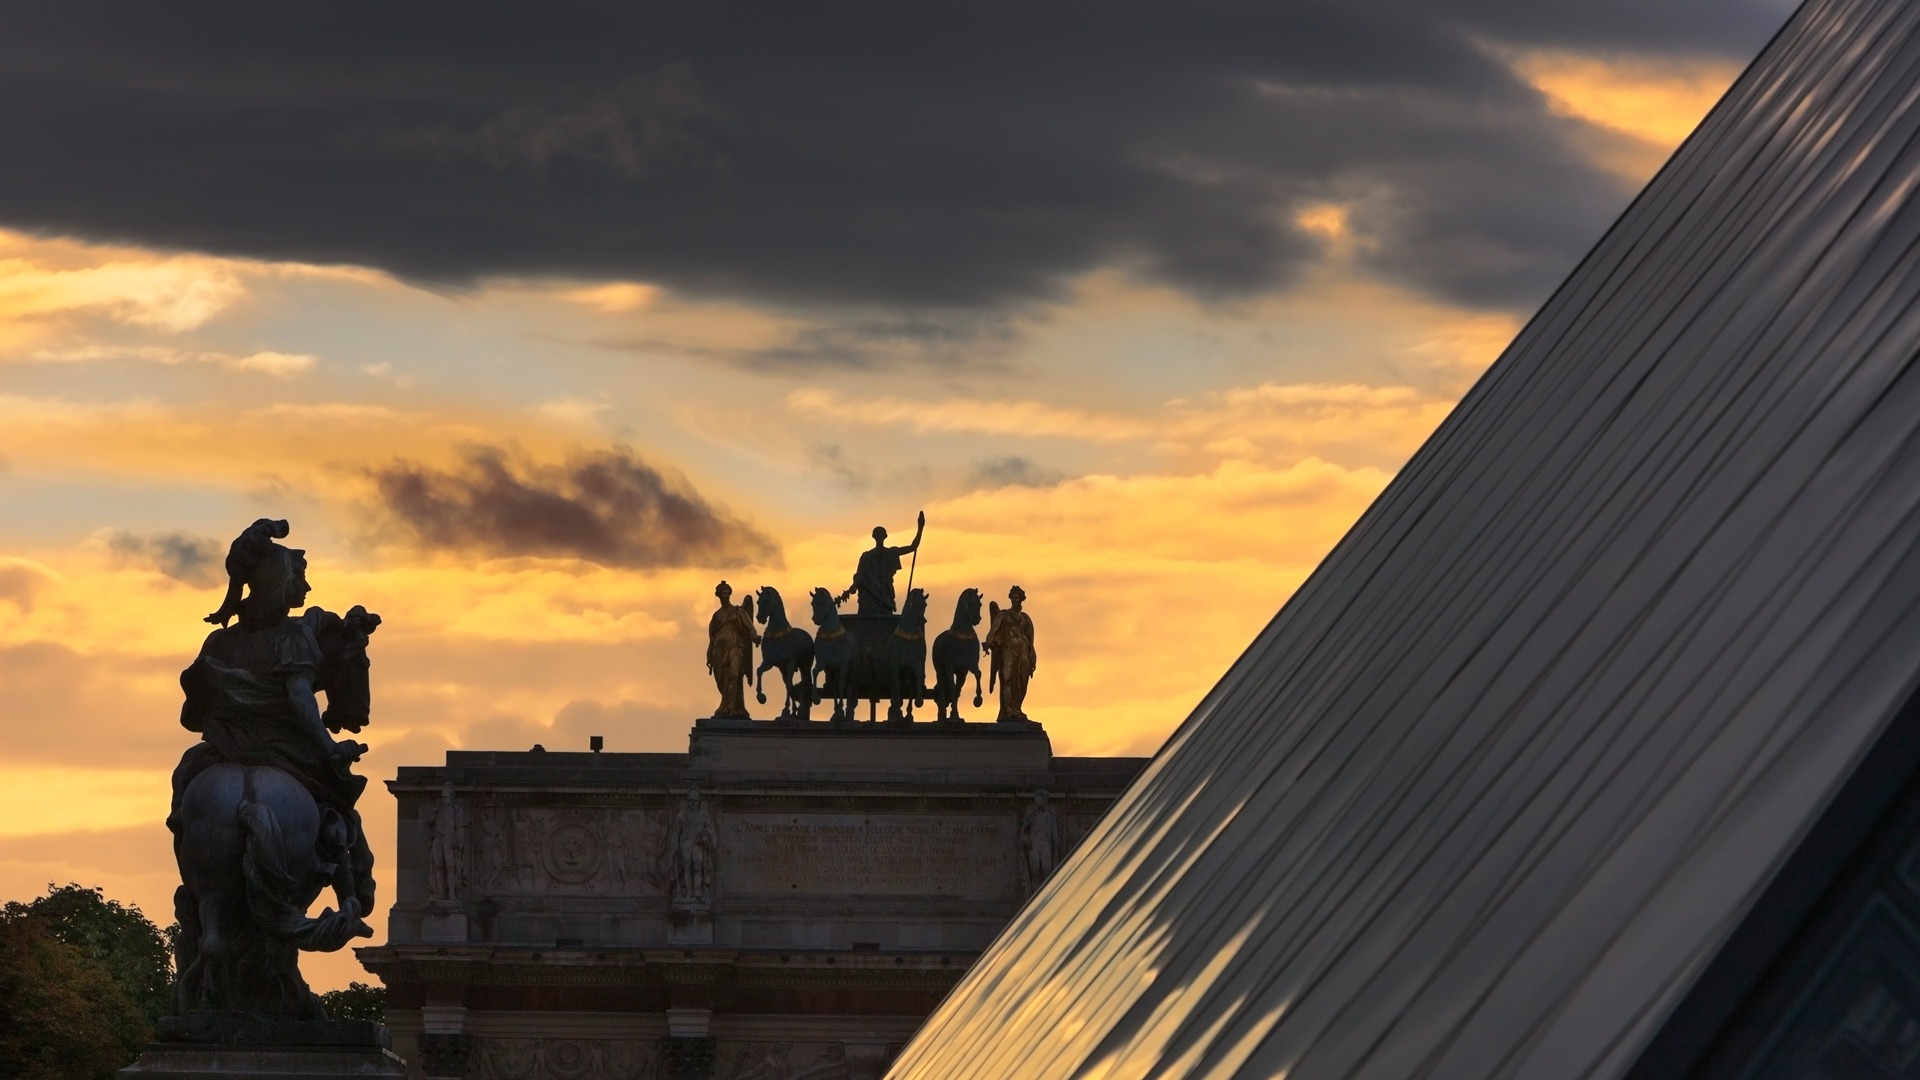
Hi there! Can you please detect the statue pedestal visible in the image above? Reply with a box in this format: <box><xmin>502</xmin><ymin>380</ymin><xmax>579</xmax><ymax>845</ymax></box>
<box><xmin>419</xmin><ymin>906</ymin><xmax>467</xmax><ymax>943</ymax></box>
<box><xmin>667</xmin><ymin>908</ymin><xmax>714</xmax><ymax>945</ymax></box>
<box><xmin>118</xmin><ymin>1016</ymin><xmax>405</xmax><ymax>1080</ymax></box>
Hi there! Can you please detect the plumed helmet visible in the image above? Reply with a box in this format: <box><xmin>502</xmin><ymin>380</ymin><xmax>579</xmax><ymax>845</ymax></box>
<box><xmin>204</xmin><ymin>518</ymin><xmax>291</xmax><ymax>627</ymax></box>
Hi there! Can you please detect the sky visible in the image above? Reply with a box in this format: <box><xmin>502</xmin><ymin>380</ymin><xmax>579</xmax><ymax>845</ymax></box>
<box><xmin>0</xmin><ymin>0</ymin><xmax>1794</xmax><ymax>990</ymax></box>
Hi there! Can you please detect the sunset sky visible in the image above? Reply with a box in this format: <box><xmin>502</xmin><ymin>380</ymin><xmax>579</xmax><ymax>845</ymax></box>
<box><xmin>0</xmin><ymin>0</ymin><xmax>1792</xmax><ymax>989</ymax></box>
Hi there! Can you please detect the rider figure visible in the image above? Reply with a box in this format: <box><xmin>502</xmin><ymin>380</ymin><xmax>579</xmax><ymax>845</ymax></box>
<box><xmin>173</xmin><ymin>519</ymin><xmax>373</xmax><ymax>899</ymax></box>
<box><xmin>844</xmin><ymin>511</ymin><xmax>925</xmax><ymax>615</ymax></box>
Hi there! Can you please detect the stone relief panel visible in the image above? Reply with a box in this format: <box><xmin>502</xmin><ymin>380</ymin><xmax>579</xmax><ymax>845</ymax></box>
<box><xmin>1062</xmin><ymin>812</ymin><xmax>1105</xmax><ymax>859</ymax></box>
<box><xmin>718</xmin><ymin>1041</ymin><xmax>851</xmax><ymax>1080</ymax></box>
<box><xmin>427</xmin><ymin>787</ymin><xmax>469</xmax><ymax>902</ymax></box>
<box><xmin>467</xmin><ymin>805</ymin><xmax>672</xmax><ymax>897</ymax></box>
<box><xmin>472</xmin><ymin>1037</ymin><xmax>658</xmax><ymax>1080</ymax></box>
<box><xmin>722</xmin><ymin>815</ymin><xmax>1015</xmax><ymax>900</ymax></box>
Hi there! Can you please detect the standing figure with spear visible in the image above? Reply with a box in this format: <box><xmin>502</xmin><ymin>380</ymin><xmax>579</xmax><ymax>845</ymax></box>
<box><xmin>838</xmin><ymin>510</ymin><xmax>925</xmax><ymax>615</ymax></box>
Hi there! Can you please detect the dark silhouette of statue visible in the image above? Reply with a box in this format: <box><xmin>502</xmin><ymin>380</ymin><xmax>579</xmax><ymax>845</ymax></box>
<box><xmin>707</xmin><ymin>580</ymin><xmax>759</xmax><ymax>719</ymax></box>
<box><xmin>839</xmin><ymin>511</ymin><xmax>925</xmax><ymax>614</ymax></box>
<box><xmin>169</xmin><ymin>518</ymin><xmax>380</xmax><ymax>1020</ymax></box>
<box><xmin>986</xmin><ymin>585</ymin><xmax>1036</xmax><ymax>723</ymax></box>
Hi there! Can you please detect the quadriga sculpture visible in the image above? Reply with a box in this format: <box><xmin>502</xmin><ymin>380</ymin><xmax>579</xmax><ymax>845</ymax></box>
<box><xmin>168</xmin><ymin>518</ymin><xmax>380</xmax><ymax>1019</ymax></box>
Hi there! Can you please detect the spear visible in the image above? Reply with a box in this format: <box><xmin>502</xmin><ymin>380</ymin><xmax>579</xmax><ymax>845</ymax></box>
<box><xmin>903</xmin><ymin>509</ymin><xmax>924</xmax><ymax>602</ymax></box>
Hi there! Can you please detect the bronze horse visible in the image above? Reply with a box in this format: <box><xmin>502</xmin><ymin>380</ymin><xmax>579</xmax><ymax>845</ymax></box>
<box><xmin>810</xmin><ymin>587</ymin><xmax>863</xmax><ymax>723</ymax></box>
<box><xmin>881</xmin><ymin>588</ymin><xmax>931</xmax><ymax>723</ymax></box>
<box><xmin>754</xmin><ymin>586</ymin><xmax>815</xmax><ymax>721</ymax></box>
<box><xmin>172</xmin><ymin>604</ymin><xmax>379</xmax><ymax>1018</ymax></box>
<box><xmin>173</xmin><ymin>763</ymin><xmax>371</xmax><ymax>1016</ymax></box>
<box><xmin>931</xmin><ymin>588</ymin><xmax>985</xmax><ymax>722</ymax></box>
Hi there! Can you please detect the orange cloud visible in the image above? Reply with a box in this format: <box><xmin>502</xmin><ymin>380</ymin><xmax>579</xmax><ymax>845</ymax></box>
<box><xmin>790</xmin><ymin>381</ymin><xmax>1456</xmax><ymax>472</ymax></box>
<box><xmin>26</xmin><ymin>345</ymin><xmax>317</xmax><ymax>375</ymax></box>
<box><xmin>1503</xmin><ymin>49</ymin><xmax>1743</xmax><ymax>181</ymax></box>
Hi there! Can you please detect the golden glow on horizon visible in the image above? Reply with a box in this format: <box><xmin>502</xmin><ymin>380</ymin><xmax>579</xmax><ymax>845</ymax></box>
<box><xmin>0</xmin><ymin>178</ymin><xmax>1527</xmax><ymax>987</ymax></box>
<box><xmin>560</xmin><ymin>281</ymin><xmax>661</xmax><ymax>312</ymax></box>
<box><xmin>0</xmin><ymin>766</ymin><xmax>172</xmax><ymax>837</ymax></box>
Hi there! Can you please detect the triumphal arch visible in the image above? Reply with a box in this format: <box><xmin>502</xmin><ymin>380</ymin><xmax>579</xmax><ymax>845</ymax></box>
<box><xmin>358</xmin><ymin>519</ymin><xmax>1148</xmax><ymax>1080</ymax></box>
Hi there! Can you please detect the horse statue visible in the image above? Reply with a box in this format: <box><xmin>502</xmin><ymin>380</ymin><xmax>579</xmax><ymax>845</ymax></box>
<box><xmin>810</xmin><ymin>587</ymin><xmax>863</xmax><ymax>723</ymax></box>
<box><xmin>754</xmin><ymin>586</ymin><xmax>815</xmax><ymax>721</ymax></box>
<box><xmin>931</xmin><ymin>588</ymin><xmax>985</xmax><ymax>723</ymax></box>
<box><xmin>882</xmin><ymin>587</ymin><xmax>931</xmax><ymax>723</ymax></box>
<box><xmin>166</xmin><ymin>519</ymin><xmax>381</xmax><ymax>1021</ymax></box>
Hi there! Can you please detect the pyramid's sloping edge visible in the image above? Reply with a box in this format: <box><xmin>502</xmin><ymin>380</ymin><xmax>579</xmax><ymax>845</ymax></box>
<box><xmin>888</xmin><ymin>0</ymin><xmax>1920</xmax><ymax>1076</ymax></box>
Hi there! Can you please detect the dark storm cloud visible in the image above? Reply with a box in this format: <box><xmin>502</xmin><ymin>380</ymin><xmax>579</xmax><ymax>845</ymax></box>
<box><xmin>370</xmin><ymin>445</ymin><xmax>778</xmax><ymax>569</ymax></box>
<box><xmin>587</xmin><ymin>311</ymin><xmax>1019</xmax><ymax>371</ymax></box>
<box><xmin>103</xmin><ymin>530</ymin><xmax>224</xmax><ymax>587</ymax></box>
<box><xmin>0</xmin><ymin>1</ymin><xmax>1789</xmax><ymax>311</ymax></box>
<box><xmin>971</xmin><ymin>457</ymin><xmax>1066</xmax><ymax>490</ymax></box>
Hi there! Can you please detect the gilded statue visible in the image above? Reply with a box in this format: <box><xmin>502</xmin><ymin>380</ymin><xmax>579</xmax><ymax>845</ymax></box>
<box><xmin>985</xmin><ymin>585</ymin><xmax>1036</xmax><ymax>723</ymax></box>
<box><xmin>707</xmin><ymin>580</ymin><xmax>760</xmax><ymax>719</ymax></box>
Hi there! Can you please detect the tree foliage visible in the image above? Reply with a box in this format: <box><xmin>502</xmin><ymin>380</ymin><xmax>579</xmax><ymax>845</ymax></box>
<box><xmin>0</xmin><ymin>884</ymin><xmax>175</xmax><ymax>1080</ymax></box>
<box><xmin>0</xmin><ymin>912</ymin><xmax>150</xmax><ymax>1080</ymax></box>
<box><xmin>320</xmin><ymin>980</ymin><xmax>388</xmax><ymax>1023</ymax></box>
<box><xmin>3</xmin><ymin>884</ymin><xmax>173</xmax><ymax>1025</ymax></box>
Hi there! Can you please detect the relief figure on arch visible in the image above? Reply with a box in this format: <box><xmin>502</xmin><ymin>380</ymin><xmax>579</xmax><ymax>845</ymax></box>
<box><xmin>670</xmin><ymin>785</ymin><xmax>717</xmax><ymax>910</ymax></box>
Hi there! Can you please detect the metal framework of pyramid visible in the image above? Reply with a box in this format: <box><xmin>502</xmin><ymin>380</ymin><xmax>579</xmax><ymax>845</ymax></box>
<box><xmin>889</xmin><ymin>0</ymin><xmax>1920</xmax><ymax>1076</ymax></box>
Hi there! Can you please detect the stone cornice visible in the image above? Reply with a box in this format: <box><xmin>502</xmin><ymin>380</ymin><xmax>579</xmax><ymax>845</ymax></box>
<box><xmin>358</xmin><ymin>945</ymin><xmax>978</xmax><ymax>991</ymax></box>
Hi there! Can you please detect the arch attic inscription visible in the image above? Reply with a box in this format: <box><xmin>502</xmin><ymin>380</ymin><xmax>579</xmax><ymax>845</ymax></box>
<box><xmin>726</xmin><ymin>816</ymin><xmax>1014</xmax><ymax>898</ymax></box>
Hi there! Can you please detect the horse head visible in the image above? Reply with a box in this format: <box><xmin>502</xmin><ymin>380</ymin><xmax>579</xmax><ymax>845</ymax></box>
<box><xmin>901</xmin><ymin>587</ymin><xmax>930</xmax><ymax>629</ymax></box>
<box><xmin>755</xmin><ymin>586</ymin><xmax>786</xmax><ymax>627</ymax></box>
<box><xmin>810</xmin><ymin>587</ymin><xmax>838</xmax><ymax>627</ymax></box>
<box><xmin>317</xmin><ymin>605</ymin><xmax>379</xmax><ymax>734</ymax></box>
<box><xmin>954</xmin><ymin>588</ymin><xmax>982</xmax><ymax>629</ymax></box>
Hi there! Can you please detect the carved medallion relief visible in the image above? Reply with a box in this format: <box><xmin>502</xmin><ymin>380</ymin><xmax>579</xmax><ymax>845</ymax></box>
<box><xmin>721</xmin><ymin>814</ymin><xmax>1014</xmax><ymax>899</ymax></box>
<box><xmin>464</xmin><ymin>806</ymin><xmax>671</xmax><ymax>897</ymax></box>
<box><xmin>543</xmin><ymin>823</ymin><xmax>602</xmax><ymax>884</ymax></box>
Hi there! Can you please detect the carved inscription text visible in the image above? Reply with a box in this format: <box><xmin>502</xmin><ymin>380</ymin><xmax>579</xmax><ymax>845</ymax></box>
<box><xmin>724</xmin><ymin>815</ymin><xmax>1012</xmax><ymax>898</ymax></box>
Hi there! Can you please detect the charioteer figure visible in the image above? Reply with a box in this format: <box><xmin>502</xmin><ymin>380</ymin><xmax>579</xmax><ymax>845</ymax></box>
<box><xmin>839</xmin><ymin>510</ymin><xmax>925</xmax><ymax>615</ymax></box>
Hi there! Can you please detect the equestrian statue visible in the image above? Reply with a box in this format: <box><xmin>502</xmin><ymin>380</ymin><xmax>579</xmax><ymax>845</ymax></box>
<box><xmin>169</xmin><ymin>518</ymin><xmax>380</xmax><ymax>1020</ymax></box>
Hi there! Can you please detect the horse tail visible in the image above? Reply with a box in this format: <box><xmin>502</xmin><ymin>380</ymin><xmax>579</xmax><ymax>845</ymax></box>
<box><xmin>236</xmin><ymin>798</ymin><xmax>310</xmax><ymax>938</ymax></box>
